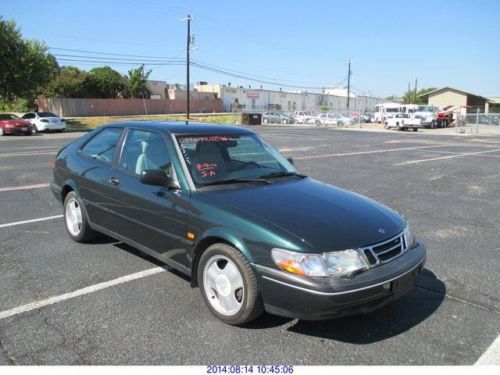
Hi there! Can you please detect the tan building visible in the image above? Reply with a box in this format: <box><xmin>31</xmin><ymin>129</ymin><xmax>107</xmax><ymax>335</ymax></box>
<box><xmin>418</xmin><ymin>87</ymin><xmax>493</xmax><ymax>113</ymax></box>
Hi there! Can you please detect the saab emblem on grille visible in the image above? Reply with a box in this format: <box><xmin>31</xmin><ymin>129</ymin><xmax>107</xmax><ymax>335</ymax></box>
<box><xmin>378</xmin><ymin>228</ymin><xmax>386</xmax><ymax>234</ymax></box>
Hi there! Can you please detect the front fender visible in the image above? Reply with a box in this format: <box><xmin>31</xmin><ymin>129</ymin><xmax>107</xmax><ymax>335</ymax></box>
<box><xmin>195</xmin><ymin>227</ymin><xmax>253</xmax><ymax>263</ymax></box>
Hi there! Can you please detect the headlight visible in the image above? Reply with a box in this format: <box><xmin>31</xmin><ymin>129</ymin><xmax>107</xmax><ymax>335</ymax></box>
<box><xmin>403</xmin><ymin>223</ymin><xmax>415</xmax><ymax>249</ymax></box>
<box><xmin>271</xmin><ymin>248</ymin><xmax>369</xmax><ymax>278</ymax></box>
<box><xmin>271</xmin><ymin>248</ymin><xmax>327</xmax><ymax>277</ymax></box>
<box><xmin>323</xmin><ymin>249</ymin><xmax>369</xmax><ymax>277</ymax></box>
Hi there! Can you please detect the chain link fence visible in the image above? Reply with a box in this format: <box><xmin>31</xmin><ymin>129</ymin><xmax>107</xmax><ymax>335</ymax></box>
<box><xmin>455</xmin><ymin>111</ymin><xmax>500</xmax><ymax>135</ymax></box>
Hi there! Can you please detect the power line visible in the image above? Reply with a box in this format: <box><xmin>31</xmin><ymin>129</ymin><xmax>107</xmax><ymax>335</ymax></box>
<box><xmin>49</xmin><ymin>47</ymin><xmax>184</xmax><ymax>60</ymax></box>
<box><xmin>52</xmin><ymin>53</ymin><xmax>183</xmax><ymax>64</ymax></box>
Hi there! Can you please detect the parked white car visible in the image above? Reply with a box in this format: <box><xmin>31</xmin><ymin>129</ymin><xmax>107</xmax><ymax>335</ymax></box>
<box><xmin>306</xmin><ymin>113</ymin><xmax>352</xmax><ymax>126</ymax></box>
<box><xmin>384</xmin><ymin>113</ymin><xmax>421</xmax><ymax>131</ymax></box>
<box><xmin>293</xmin><ymin>111</ymin><xmax>314</xmax><ymax>124</ymax></box>
<box><xmin>22</xmin><ymin>112</ymin><xmax>66</xmax><ymax>133</ymax></box>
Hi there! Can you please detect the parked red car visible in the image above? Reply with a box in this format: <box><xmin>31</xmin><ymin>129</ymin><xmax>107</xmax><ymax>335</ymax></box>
<box><xmin>0</xmin><ymin>114</ymin><xmax>33</xmax><ymax>136</ymax></box>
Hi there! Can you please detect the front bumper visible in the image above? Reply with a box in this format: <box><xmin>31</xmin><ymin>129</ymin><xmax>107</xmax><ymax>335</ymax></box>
<box><xmin>253</xmin><ymin>242</ymin><xmax>426</xmax><ymax>320</ymax></box>
<box><xmin>3</xmin><ymin>126</ymin><xmax>32</xmax><ymax>134</ymax></box>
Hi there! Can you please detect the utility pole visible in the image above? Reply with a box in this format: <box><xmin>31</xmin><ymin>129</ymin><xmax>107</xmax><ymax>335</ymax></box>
<box><xmin>414</xmin><ymin>78</ymin><xmax>418</xmax><ymax>104</ymax></box>
<box><xmin>182</xmin><ymin>14</ymin><xmax>194</xmax><ymax>120</ymax></box>
<box><xmin>408</xmin><ymin>81</ymin><xmax>411</xmax><ymax>103</ymax></box>
<box><xmin>347</xmin><ymin>59</ymin><xmax>352</xmax><ymax>113</ymax></box>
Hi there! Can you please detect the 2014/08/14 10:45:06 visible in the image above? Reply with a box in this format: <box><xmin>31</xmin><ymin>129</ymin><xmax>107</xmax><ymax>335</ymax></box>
<box><xmin>206</xmin><ymin>365</ymin><xmax>294</xmax><ymax>374</ymax></box>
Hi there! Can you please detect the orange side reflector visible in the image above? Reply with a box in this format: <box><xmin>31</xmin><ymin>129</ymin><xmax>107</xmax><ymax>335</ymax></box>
<box><xmin>187</xmin><ymin>232</ymin><xmax>195</xmax><ymax>240</ymax></box>
<box><xmin>276</xmin><ymin>261</ymin><xmax>306</xmax><ymax>276</ymax></box>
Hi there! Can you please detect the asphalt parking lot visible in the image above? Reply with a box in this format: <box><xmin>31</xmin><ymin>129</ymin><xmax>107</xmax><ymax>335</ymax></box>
<box><xmin>0</xmin><ymin>126</ymin><xmax>499</xmax><ymax>365</ymax></box>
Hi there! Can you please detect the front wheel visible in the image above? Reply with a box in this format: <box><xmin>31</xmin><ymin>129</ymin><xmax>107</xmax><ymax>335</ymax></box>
<box><xmin>63</xmin><ymin>191</ymin><xmax>97</xmax><ymax>243</ymax></box>
<box><xmin>198</xmin><ymin>243</ymin><xmax>264</xmax><ymax>325</ymax></box>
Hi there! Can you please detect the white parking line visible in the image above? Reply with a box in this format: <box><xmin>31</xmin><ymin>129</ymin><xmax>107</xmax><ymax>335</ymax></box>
<box><xmin>0</xmin><ymin>215</ymin><xmax>63</xmax><ymax>229</ymax></box>
<box><xmin>0</xmin><ymin>151</ymin><xmax>58</xmax><ymax>158</ymax></box>
<box><xmin>0</xmin><ymin>183</ymin><xmax>50</xmax><ymax>192</ymax></box>
<box><xmin>475</xmin><ymin>335</ymin><xmax>500</xmax><ymax>365</ymax></box>
<box><xmin>395</xmin><ymin>149</ymin><xmax>500</xmax><ymax>166</ymax></box>
<box><xmin>293</xmin><ymin>144</ymin><xmax>447</xmax><ymax>160</ymax></box>
<box><xmin>0</xmin><ymin>267</ymin><xmax>165</xmax><ymax>320</ymax></box>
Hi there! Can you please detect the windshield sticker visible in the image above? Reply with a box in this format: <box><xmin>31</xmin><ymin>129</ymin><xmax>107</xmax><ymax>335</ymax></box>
<box><xmin>196</xmin><ymin>163</ymin><xmax>217</xmax><ymax>178</ymax></box>
<box><xmin>178</xmin><ymin>136</ymin><xmax>235</xmax><ymax>144</ymax></box>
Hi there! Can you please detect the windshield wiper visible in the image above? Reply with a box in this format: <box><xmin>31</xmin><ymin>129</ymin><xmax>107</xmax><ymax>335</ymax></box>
<box><xmin>198</xmin><ymin>178</ymin><xmax>270</xmax><ymax>187</ymax></box>
<box><xmin>258</xmin><ymin>171</ymin><xmax>307</xmax><ymax>179</ymax></box>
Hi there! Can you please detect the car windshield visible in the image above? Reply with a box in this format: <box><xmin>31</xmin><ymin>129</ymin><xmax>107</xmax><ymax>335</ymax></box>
<box><xmin>0</xmin><ymin>114</ymin><xmax>18</xmax><ymax>120</ymax></box>
<box><xmin>38</xmin><ymin>112</ymin><xmax>58</xmax><ymax>117</ymax></box>
<box><xmin>176</xmin><ymin>133</ymin><xmax>297</xmax><ymax>187</ymax></box>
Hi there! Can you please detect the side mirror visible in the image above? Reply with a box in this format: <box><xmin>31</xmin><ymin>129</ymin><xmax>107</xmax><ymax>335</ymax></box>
<box><xmin>140</xmin><ymin>169</ymin><xmax>180</xmax><ymax>189</ymax></box>
<box><xmin>287</xmin><ymin>157</ymin><xmax>295</xmax><ymax>166</ymax></box>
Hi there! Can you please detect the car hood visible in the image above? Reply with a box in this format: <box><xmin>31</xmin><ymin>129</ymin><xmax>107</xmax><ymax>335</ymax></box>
<box><xmin>195</xmin><ymin>178</ymin><xmax>405</xmax><ymax>252</ymax></box>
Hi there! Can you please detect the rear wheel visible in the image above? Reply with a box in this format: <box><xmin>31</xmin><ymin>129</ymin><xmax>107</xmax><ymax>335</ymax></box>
<box><xmin>32</xmin><ymin>125</ymin><xmax>38</xmax><ymax>134</ymax></box>
<box><xmin>63</xmin><ymin>191</ymin><xmax>97</xmax><ymax>243</ymax></box>
<box><xmin>198</xmin><ymin>243</ymin><xmax>263</xmax><ymax>325</ymax></box>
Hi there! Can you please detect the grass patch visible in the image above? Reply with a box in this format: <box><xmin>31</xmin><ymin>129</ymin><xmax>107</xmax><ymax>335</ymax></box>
<box><xmin>66</xmin><ymin>113</ymin><xmax>242</xmax><ymax>131</ymax></box>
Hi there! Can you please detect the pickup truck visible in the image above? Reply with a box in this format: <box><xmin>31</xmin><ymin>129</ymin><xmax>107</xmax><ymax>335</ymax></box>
<box><xmin>384</xmin><ymin>113</ymin><xmax>421</xmax><ymax>131</ymax></box>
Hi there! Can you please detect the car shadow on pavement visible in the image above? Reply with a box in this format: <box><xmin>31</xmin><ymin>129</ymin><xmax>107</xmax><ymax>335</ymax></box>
<box><xmin>285</xmin><ymin>268</ymin><xmax>446</xmax><ymax>344</ymax></box>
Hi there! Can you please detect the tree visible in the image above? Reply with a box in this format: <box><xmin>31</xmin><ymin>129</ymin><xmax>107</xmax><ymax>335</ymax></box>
<box><xmin>403</xmin><ymin>87</ymin><xmax>436</xmax><ymax>104</ymax></box>
<box><xmin>125</xmin><ymin>65</ymin><xmax>152</xmax><ymax>98</ymax></box>
<box><xmin>84</xmin><ymin>66</ymin><xmax>126</xmax><ymax>98</ymax></box>
<box><xmin>43</xmin><ymin>66</ymin><xmax>88</xmax><ymax>98</ymax></box>
<box><xmin>0</xmin><ymin>17</ymin><xmax>58</xmax><ymax>102</ymax></box>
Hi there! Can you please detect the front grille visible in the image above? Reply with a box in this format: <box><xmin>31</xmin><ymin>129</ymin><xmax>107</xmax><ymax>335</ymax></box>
<box><xmin>361</xmin><ymin>233</ymin><xmax>405</xmax><ymax>267</ymax></box>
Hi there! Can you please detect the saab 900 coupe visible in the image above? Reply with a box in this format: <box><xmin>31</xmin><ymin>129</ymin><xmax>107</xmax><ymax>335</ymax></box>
<box><xmin>51</xmin><ymin>122</ymin><xmax>426</xmax><ymax>325</ymax></box>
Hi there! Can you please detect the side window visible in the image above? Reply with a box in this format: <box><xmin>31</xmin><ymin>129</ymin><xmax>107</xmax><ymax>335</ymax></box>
<box><xmin>81</xmin><ymin>128</ymin><xmax>122</xmax><ymax>163</ymax></box>
<box><xmin>120</xmin><ymin>129</ymin><xmax>171</xmax><ymax>175</ymax></box>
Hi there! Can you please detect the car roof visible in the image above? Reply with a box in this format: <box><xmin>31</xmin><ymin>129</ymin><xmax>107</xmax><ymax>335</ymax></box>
<box><xmin>100</xmin><ymin>121</ymin><xmax>254</xmax><ymax>135</ymax></box>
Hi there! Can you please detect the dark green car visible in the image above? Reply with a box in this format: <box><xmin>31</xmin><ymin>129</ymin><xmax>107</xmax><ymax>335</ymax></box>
<box><xmin>51</xmin><ymin>122</ymin><xmax>426</xmax><ymax>325</ymax></box>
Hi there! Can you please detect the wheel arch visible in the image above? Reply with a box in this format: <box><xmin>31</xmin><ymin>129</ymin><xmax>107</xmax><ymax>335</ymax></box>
<box><xmin>190</xmin><ymin>230</ymin><xmax>252</xmax><ymax>287</ymax></box>
<box><xmin>61</xmin><ymin>180</ymin><xmax>81</xmax><ymax>202</ymax></box>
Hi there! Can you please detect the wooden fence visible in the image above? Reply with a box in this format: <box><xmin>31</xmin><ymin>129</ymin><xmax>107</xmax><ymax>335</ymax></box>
<box><xmin>39</xmin><ymin>97</ymin><xmax>223</xmax><ymax>117</ymax></box>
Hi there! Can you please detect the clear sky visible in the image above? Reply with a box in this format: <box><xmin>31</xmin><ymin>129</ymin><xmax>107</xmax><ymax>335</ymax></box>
<box><xmin>2</xmin><ymin>0</ymin><xmax>499</xmax><ymax>97</ymax></box>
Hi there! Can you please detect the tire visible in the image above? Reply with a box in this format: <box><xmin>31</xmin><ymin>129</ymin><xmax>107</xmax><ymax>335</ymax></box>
<box><xmin>63</xmin><ymin>191</ymin><xmax>97</xmax><ymax>243</ymax></box>
<box><xmin>32</xmin><ymin>125</ymin><xmax>38</xmax><ymax>134</ymax></box>
<box><xmin>198</xmin><ymin>243</ymin><xmax>264</xmax><ymax>325</ymax></box>
<box><xmin>384</xmin><ymin>122</ymin><xmax>389</xmax><ymax>129</ymax></box>
<box><xmin>26</xmin><ymin>131</ymin><xmax>33</xmax><ymax>136</ymax></box>
<box><xmin>413</xmin><ymin>128</ymin><xmax>418</xmax><ymax>132</ymax></box>
<box><xmin>315</xmin><ymin>120</ymin><xmax>321</xmax><ymax>126</ymax></box>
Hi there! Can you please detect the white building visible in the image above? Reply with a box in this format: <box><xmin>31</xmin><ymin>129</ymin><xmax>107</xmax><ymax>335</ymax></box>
<box><xmin>195</xmin><ymin>83</ymin><xmax>379</xmax><ymax>114</ymax></box>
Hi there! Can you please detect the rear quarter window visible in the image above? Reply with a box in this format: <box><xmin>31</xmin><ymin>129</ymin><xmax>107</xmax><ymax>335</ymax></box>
<box><xmin>81</xmin><ymin>128</ymin><xmax>122</xmax><ymax>163</ymax></box>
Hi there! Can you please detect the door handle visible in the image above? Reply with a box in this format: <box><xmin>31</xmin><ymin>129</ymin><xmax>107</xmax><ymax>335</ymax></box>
<box><xmin>109</xmin><ymin>177</ymin><xmax>120</xmax><ymax>186</ymax></box>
